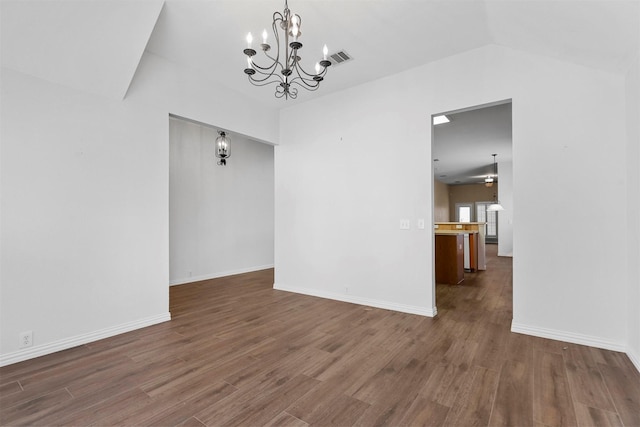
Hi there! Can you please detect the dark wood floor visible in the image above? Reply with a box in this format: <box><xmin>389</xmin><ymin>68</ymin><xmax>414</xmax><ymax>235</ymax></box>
<box><xmin>1</xmin><ymin>246</ymin><xmax>639</xmax><ymax>426</ymax></box>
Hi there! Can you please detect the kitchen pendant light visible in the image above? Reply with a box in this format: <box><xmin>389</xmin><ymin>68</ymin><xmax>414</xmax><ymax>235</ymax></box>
<box><xmin>487</xmin><ymin>199</ymin><xmax>504</xmax><ymax>211</ymax></box>
<box><xmin>485</xmin><ymin>154</ymin><xmax>498</xmax><ymax>187</ymax></box>
<box><xmin>487</xmin><ymin>154</ymin><xmax>504</xmax><ymax>211</ymax></box>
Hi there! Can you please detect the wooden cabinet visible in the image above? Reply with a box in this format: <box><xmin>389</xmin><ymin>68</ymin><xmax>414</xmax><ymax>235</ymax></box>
<box><xmin>434</xmin><ymin>222</ymin><xmax>486</xmax><ymax>270</ymax></box>
<box><xmin>467</xmin><ymin>232</ymin><xmax>479</xmax><ymax>272</ymax></box>
<box><xmin>435</xmin><ymin>233</ymin><xmax>464</xmax><ymax>285</ymax></box>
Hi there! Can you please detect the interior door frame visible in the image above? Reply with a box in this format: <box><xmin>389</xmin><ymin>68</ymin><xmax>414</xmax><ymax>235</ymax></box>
<box><xmin>430</xmin><ymin>98</ymin><xmax>513</xmax><ymax>318</ymax></box>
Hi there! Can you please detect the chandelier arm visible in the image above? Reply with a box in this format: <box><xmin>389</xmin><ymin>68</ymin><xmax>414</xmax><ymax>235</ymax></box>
<box><xmin>248</xmin><ymin>76</ymin><xmax>286</xmax><ymax>88</ymax></box>
<box><xmin>289</xmin><ymin>70</ymin><xmax>321</xmax><ymax>87</ymax></box>
<box><xmin>249</xmin><ymin>70</ymin><xmax>282</xmax><ymax>82</ymax></box>
<box><xmin>273</xmin><ymin>10</ymin><xmax>284</xmax><ymax>22</ymax></box>
<box><xmin>248</xmin><ymin>50</ymin><xmax>283</xmax><ymax>81</ymax></box>
<box><xmin>288</xmin><ymin>72</ymin><xmax>320</xmax><ymax>89</ymax></box>
<box><xmin>293</xmin><ymin>60</ymin><xmax>327</xmax><ymax>79</ymax></box>
<box><xmin>289</xmin><ymin>79</ymin><xmax>321</xmax><ymax>91</ymax></box>
<box><xmin>249</xmin><ymin>64</ymin><xmax>284</xmax><ymax>83</ymax></box>
<box><xmin>248</xmin><ymin>75</ymin><xmax>280</xmax><ymax>85</ymax></box>
<box><xmin>272</xmin><ymin>11</ymin><xmax>283</xmax><ymax>48</ymax></box>
<box><xmin>271</xmin><ymin>12</ymin><xmax>285</xmax><ymax>67</ymax></box>
<box><xmin>244</xmin><ymin>8</ymin><xmax>291</xmax><ymax>86</ymax></box>
<box><xmin>261</xmin><ymin>50</ymin><xmax>280</xmax><ymax>64</ymax></box>
<box><xmin>290</xmin><ymin>61</ymin><xmax>327</xmax><ymax>88</ymax></box>
<box><xmin>250</xmin><ymin>60</ymin><xmax>280</xmax><ymax>73</ymax></box>
<box><xmin>245</xmin><ymin>45</ymin><xmax>280</xmax><ymax>82</ymax></box>
<box><xmin>248</xmin><ymin>70</ymin><xmax>285</xmax><ymax>85</ymax></box>
<box><xmin>251</xmin><ymin>52</ymin><xmax>282</xmax><ymax>74</ymax></box>
<box><xmin>249</xmin><ymin>12</ymin><xmax>283</xmax><ymax>75</ymax></box>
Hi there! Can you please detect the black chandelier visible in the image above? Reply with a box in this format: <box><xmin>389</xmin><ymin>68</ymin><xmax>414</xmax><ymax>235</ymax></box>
<box><xmin>243</xmin><ymin>0</ymin><xmax>331</xmax><ymax>99</ymax></box>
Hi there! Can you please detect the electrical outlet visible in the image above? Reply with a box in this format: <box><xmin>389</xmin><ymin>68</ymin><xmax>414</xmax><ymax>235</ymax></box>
<box><xmin>19</xmin><ymin>331</ymin><xmax>33</xmax><ymax>348</ymax></box>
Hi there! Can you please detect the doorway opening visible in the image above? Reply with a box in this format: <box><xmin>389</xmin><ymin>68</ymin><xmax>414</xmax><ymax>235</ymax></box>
<box><xmin>168</xmin><ymin>115</ymin><xmax>275</xmax><ymax>288</ymax></box>
<box><xmin>431</xmin><ymin>100</ymin><xmax>513</xmax><ymax>311</ymax></box>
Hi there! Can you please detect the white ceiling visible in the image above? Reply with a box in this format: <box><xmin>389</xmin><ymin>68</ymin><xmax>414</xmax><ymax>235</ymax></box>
<box><xmin>2</xmin><ymin>0</ymin><xmax>638</xmax><ymax>181</ymax></box>
<box><xmin>433</xmin><ymin>102</ymin><xmax>512</xmax><ymax>185</ymax></box>
<box><xmin>1</xmin><ymin>0</ymin><xmax>164</xmax><ymax>100</ymax></box>
<box><xmin>2</xmin><ymin>0</ymin><xmax>637</xmax><ymax>105</ymax></box>
<box><xmin>142</xmin><ymin>0</ymin><xmax>637</xmax><ymax>182</ymax></box>
<box><xmin>144</xmin><ymin>0</ymin><xmax>640</xmax><ymax>109</ymax></box>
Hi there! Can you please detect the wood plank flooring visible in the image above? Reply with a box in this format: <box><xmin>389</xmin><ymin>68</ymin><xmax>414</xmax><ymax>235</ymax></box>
<box><xmin>1</xmin><ymin>245</ymin><xmax>639</xmax><ymax>426</ymax></box>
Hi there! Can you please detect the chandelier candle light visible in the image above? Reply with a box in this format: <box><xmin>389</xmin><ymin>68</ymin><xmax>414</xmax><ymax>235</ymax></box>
<box><xmin>243</xmin><ymin>0</ymin><xmax>331</xmax><ymax>99</ymax></box>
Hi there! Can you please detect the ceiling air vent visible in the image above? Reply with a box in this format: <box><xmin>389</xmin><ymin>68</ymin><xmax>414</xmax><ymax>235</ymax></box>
<box><xmin>328</xmin><ymin>50</ymin><xmax>353</xmax><ymax>66</ymax></box>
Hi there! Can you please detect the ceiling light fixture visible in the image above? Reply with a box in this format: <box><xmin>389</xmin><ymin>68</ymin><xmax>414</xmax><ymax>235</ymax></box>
<box><xmin>485</xmin><ymin>153</ymin><xmax>498</xmax><ymax>187</ymax></box>
<box><xmin>243</xmin><ymin>0</ymin><xmax>331</xmax><ymax>99</ymax></box>
<box><xmin>433</xmin><ymin>115</ymin><xmax>450</xmax><ymax>125</ymax></box>
<box><xmin>487</xmin><ymin>197</ymin><xmax>504</xmax><ymax>212</ymax></box>
<box><xmin>487</xmin><ymin>154</ymin><xmax>504</xmax><ymax>211</ymax></box>
<box><xmin>215</xmin><ymin>131</ymin><xmax>231</xmax><ymax>166</ymax></box>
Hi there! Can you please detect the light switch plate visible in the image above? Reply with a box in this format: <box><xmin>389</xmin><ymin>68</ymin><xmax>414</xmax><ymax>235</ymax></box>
<box><xmin>456</xmin><ymin>224</ymin><xmax>463</xmax><ymax>229</ymax></box>
<box><xmin>400</xmin><ymin>219</ymin><xmax>410</xmax><ymax>230</ymax></box>
<box><xmin>417</xmin><ymin>219</ymin><xmax>425</xmax><ymax>229</ymax></box>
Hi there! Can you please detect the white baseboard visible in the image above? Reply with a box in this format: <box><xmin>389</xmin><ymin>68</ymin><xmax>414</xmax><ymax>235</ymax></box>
<box><xmin>273</xmin><ymin>283</ymin><xmax>436</xmax><ymax>317</ymax></box>
<box><xmin>170</xmin><ymin>264</ymin><xmax>274</xmax><ymax>286</ymax></box>
<box><xmin>0</xmin><ymin>312</ymin><xmax>171</xmax><ymax>367</ymax></box>
<box><xmin>627</xmin><ymin>347</ymin><xmax>640</xmax><ymax>373</ymax></box>
<box><xmin>511</xmin><ymin>321</ymin><xmax>627</xmax><ymax>353</ymax></box>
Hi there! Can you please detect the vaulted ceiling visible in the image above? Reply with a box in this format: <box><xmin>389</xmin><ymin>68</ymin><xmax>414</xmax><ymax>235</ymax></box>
<box><xmin>2</xmin><ymin>0</ymin><xmax>638</xmax><ymax>107</ymax></box>
<box><xmin>146</xmin><ymin>0</ymin><xmax>639</xmax><ymax>108</ymax></box>
<box><xmin>1</xmin><ymin>1</ymin><xmax>637</xmax><ymax>182</ymax></box>
<box><xmin>1</xmin><ymin>0</ymin><xmax>164</xmax><ymax>100</ymax></box>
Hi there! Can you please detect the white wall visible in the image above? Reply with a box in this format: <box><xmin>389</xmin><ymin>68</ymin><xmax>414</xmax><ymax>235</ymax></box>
<box><xmin>126</xmin><ymin>52</ymin><xmax>279</xmax><ymax>145</ymax></box>
<box><xmin>498</xmin><ymin>160</ymin><xmax>513</xmax><ymax>257</ymax></box>
<box><xmin>0</xmin><ymin>51</ymin><xmax>279</xmax><ymax>365</ymax></box>
<box><xmin>626</xmin><ymin>53</ymin><xmax>640</xmax><ymax>370</ymax></box>
<box><xmin>0</xmin><ymin>69</ymin><xmax>170</xmax><ymax>363</ymax></box>
<box><xmin>275</xmin><ymin>91</ymin><xmax>434</xmax><ymax>316</ymax></box>
<box><xmin>169</xmin><ymin>117</ymin><xmax>274</xmax><ymax>285</ymax></box>
<box><xmin>2</xmin><ymin>39</ymin><xmax>636</xmax><ymax>369</ymax></box>
<box><xmin>276</xmin><ymin>44</ymin><xmax>631</xmax><ymax>352</ymax></box>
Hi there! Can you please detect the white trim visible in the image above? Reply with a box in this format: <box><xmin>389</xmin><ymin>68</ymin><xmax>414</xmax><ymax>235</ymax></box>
<box><xmin>273</xmin><ymin>283</ymin><xmax>436</xmax><ymax>317</ymax></box>
<box><xmin>511</xmin><ymin>321</ymin><xmax>626</xmax><ymax>353</ymax></box>
<box><xmin>0</xmin><ymin>312</ymin><xmax>171</xmax><ymax>367</ymax></box>
<box><xmin>627</xmin><ymin>348</ymin><xmax>640</xmax><ymax>373</ymax></box>
<box><xmin>170</xmin><ymin>264</ymin><xmax>274</xmax><ymax>286</ymax></box>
